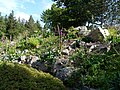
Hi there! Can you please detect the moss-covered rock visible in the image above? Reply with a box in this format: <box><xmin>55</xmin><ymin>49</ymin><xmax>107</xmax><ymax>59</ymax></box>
<box><xmin>0</xmin><ymin>62</ymin><xmax>66</xmax><ymax>90</ymax></box>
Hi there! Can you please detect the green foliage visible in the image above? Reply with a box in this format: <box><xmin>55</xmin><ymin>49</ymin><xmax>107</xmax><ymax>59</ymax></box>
<box><xmin>82</xmin><ymin>36</ymin><xmax>94</xmax><ymax>43</ymax></box>
<box><xmin>27</xmin><ymin>37</ymin><xmax>40</xmax><ymax>48</ymax></box>
<box><xmin>0</xmin><ymin>62</ymin><xmax>66</xmax><ymax>90</ymax></box>
<box><xmin>0</xmin><ymin>15</ymin><xmax>6</xmax><ymax>36</ymax></box>
<box><xmin>25</xmin><ymin>15</ymin><xmax>41</xmax><ymax>36</ymax></box>
<box><xmin>41</xmin><ymin>35</ymin><xmax>59</xmax><ymax>51</ymax></box>
<box><xmin>39</xmin><ymin>35</ymin><xmax>59</xmax><ymax>62</ymax></box>
<box><xmin>107</xmin><ymin>27</ymin><xmax>118</xmax><ymax>42</ymax></box>
<box><xmin>17</xmin><ymin>39</ymin><xmax>27</xmax><ymax>50</ymax></box>
<box><xmin>5</xmin><ymin>11</ymin><xmax>20</xmax><ymax>39</ymax></box>
<box><xmin>66</xmin><ymin>51</ymin><xmax>120</xmax><ymax>89</ymax></box>
<box><xmin>17</xmin><ymin>37</ymin><xmax>41</xmax><ymax>50</ymax></box>
<box><xmin>108</xmin><ymin>27</ymin><xmax>118</xmax><ymax>37</ymax></box>
<box><xmin>106</xmin><ymin>27</ymin><xmax>120</xmax><ymax>55</ymax></box>
<box><xmin>41</xmin><ymin>4</ymin><xmax>64</xmax><ymax>30</ymax></box>
<box><xmin>32</xmin><ymin>35</ymin><xmax>59</xmax><ymax>72</ymax></box>
<box><xmin>0</xmin><ymin>11</ymin><xmax>42</xmax><ymax>40</ymax></box>
<box><xmin>0</xmin><ymin>41</ymin><xmax>2</xmax><ymax>47</ymax></box>
<box><xmin>42</xmin><ymin>0</ymin><xmax>120</xmax><ymax>30</ymax></box>
<box><xmin>1</xmin><ymin>8</ymin><xmax>120</xmax><ymax>90</ymax></box>
<box><xmin>67</xmin><ymin>26</ymin><xmax>79</xmax><ymax>39</ymax></box>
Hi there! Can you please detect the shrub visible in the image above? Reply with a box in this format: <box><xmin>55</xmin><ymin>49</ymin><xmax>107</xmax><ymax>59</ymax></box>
<box><xmin>67</xmin><ymin>26</ymin><xmax>79</xmax><ymax>39</ymax></box>
<box><xmin>17</xmin><ymin>39</ymin><xmax>27</xmax><ymax>50</ymax></box>
<box><xmin>108</xmin><ymin>27</ymin><xmax>118</xmax><ymax>37</ymax></box>
<box><xmin>0</xmin><ymin>62</ymin><xmax>66</xmax><ymax>90</ymax></box>
<box><xmin>82</xmin><ymin>36</ymin><xmax>94</xmax><ymax>43</ymax></box>
<box><xmin>27</xmin><ymin>37</ymin><xmax>40</xmax><ymax>48</ymax></box>
<box><xmin>107</xmin><ymin>27</ymin><xmax>120</xmax><ymax>43</ymax></box>
<box><xmin>66</xmin><ymin>52</ymin><xmax>120</xmax><ymax>89</ymax></box>
<box><xmin>39</xmin><ymin>36</ymin><xmax>59</xmax><ymax>62</ymax></box>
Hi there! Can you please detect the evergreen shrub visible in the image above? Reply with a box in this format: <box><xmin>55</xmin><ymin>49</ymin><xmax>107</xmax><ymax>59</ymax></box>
<box><xmin>0</xmin><ymin>62</ymin><xmax>66</xmax><ymax>90</ymax></box>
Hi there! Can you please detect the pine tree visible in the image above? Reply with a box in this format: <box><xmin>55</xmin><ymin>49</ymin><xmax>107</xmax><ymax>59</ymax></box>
<box><xmin>6</xmin><ymin>10</ymin><xmax>18</xmax><ymax>40</ymax></box>
<box><xmin>0</xmin><ymin>12</ymin><xmax>6</xmax><ymax>38</ymax></box>
<box><xmin>25</xmin><ymin>15</ymin><xmax>36</xmax><ymax>36</ymax></box>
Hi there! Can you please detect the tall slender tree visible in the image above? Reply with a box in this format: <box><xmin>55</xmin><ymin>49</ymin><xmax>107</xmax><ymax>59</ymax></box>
<box><xmin>6</xmin><ymin>10</ymin><xmax>18</xmax><ymax>40</ymax></box>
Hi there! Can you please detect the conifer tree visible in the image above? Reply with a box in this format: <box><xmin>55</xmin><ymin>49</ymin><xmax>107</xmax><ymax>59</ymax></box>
<box><xmin>0</xmin><ymin>12</ymin><xmax>6</xmax><ymax>38</ymax></box>
<box><xmin>25</xmin><ymin>15</ymin><xmax>35</xmax><ymax>36</ymax></box>
<box><xmin>6</xmin><ymin>11</ymin><xmax>18</xmax><ymax>40</ymax></box>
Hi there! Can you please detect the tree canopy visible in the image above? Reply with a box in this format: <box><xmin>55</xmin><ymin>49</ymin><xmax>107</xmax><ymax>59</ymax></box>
<box><xmin>41</xmin><ymin>0</ymin><xmax>120</xmax><ymax>30</ymax></box>
<box><xmin>0</xmin><ymin>11</ymin><xmax>42</xmax><ymax>40</ymax></box>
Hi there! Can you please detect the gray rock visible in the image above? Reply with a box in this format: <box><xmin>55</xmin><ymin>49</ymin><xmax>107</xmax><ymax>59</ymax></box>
<box><xmin>61</xmin><ymin>49</ymin><xmax>69</xmax><ymax>55</ymax></box>
<box><xmin>54</xmin><ymin>58</ymin><xmax>69</xmax><ymax>73</ymax></box>
<box><xmin>20</xmin><ymin>55</ymin><xmax>26</xmax><ymax>63</ymax></box>
<box><xmin>87</xmin><ymin>26</ymin><xmax>110</xmax><ymax>42</ymax></box>
<box><xmin>82</xmin><ymin>86</ymin><xmax>98</xmax><ymax>90</ymax></box>
<box><xmin>32</xmin><ymin>61</ymin><xmax>48</xmax><ymax>72</ymax></box>
<box><xmin>19</xmin><ymin>55</ymin><xmax>39</xmax><ymax>65</ymax></box>
<box><xmin>10</xmin><ymin>41</ymin><xmax>16</xmax><ymax>46</ymax></box>
<box><xmin>88</xmin><ymin>43</ymin><xmax>111</xmax><ymax>53</ymax></box>
<box><xmin>98</xmin><ymin>26</ymin><xmax>109</xmax><ymax>39</ymax></box>
<box><xmin>29</xmin><ymin>55</ymin><xmax>39</xmax><ymax>65</ymax></box>
<box><xmin>70</xmin><ymin>40</ymin><xmax>80</xmax><ymax>49</ymax></box>
<box><xmin>56</xmin><ymin>67</ymin><xmax>75</xmax><ymax>80</ymax></box>
<box><xmin>75</xmin><ymin>26</ymin><xmax>90</xmax><ymax>36</ymax></box>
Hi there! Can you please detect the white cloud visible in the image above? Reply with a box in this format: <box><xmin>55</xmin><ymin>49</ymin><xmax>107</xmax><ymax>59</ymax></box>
<box><xmin>0</xmin><ymin>0</ymin><xmax>36</xmax><ymax>14</ymax></box>
<box><xmin>20</xmin><ymin>4</ymin><xmax>26</xmax><ymax>10</ymax></box>
<box><xmin>27</xmin><ymin>0</ymin><xmax>35</xmax><ymax>4</ymax></box>
<box><xmin>0</xmin><ymin>0</ymin><xmax>35</xmax><ymax>20</ymax></box>
<box><xmin>20</xmin><ymin>0</ymin><xmax>35</xmax><ymax>4</ymax></box>
<box><xmin>0</xmin><ymin>0</ymin><xmax>17</xmax><ymax>9</ymax></box>
<box><xmin>0</xmin><ymin>7</ymin><xmax>8</xmax><ymax>14</ymax></box>
<box><xmin>0</xmin><ymin>0</ymin><xmax>18</xmax><ymax>14</ymax></box>
<box><xmin>15</xmin><ymin>13</ymin><xmax>40</xmax><ymax>21</ymax></box>
<box><xmin>32</xmin><ymin>14</ymin><xmax>40</xmax><ymax>18</ymax></box>
<box><xmin>40</xmin><ymin>0</ymin><xmax>53</xmax><ymax>10</ymax></box>
<box><xmin>15</xmin><ymin>12</ymin><xmax>30</xmax><ymax>20</ymax></box>
<box><xmin>0</xmin><ymin>0</ymin><xmax>53</xmax><ymax>25</ymax></box>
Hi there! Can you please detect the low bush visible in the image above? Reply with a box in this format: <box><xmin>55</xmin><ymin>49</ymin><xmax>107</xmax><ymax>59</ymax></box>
<box><xmin>27</xmin><ymin>37</ymin><xmax>40</xmax><ymax>48</ymax></box>
<box><xmin>0</xmin><ymin>62</ymin><xmax>66</xmax><ymax>90</ymax></box>
<box><xmin>66</xmin><ymin>52</ymin><xmax>120</xmax><ymax>90</ymax></box>
<box><xmin>108</xmin><ymin>27</ymin><xmax>118</xmax><ymax>37</ymax></box>
<box><xmin>82</xmin><ymin>36</ymin><xmax>94</xmax><ymax>43</ymax></box>
<box><xmin>67</xmin><ymin>26</ymin><xmax>79</xmax><ymax>39</ymax></box>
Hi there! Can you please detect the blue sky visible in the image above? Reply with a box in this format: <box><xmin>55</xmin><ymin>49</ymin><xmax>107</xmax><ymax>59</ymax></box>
<box><xmin>0</xmin><ymin>0</ymin><xmax>53</xmax><ymax>26</ymax></box>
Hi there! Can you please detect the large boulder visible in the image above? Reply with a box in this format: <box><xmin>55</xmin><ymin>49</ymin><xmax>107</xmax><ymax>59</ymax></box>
<box><xmin>75</xmin><ymin>26</ymin><xmax>91</xmax><ymax>36</ymax></box>
<box><xmin>19</xmin><ymin>55</ymin><xmax>39</xmax><ymax>65</ymax></box>
<box><xmin>56</xmin><ymin>67</ymin><xmax>75</xmax><ymax>81</ymax></box>
<box><xmin>88</xmin><ymin>43</ymin><xmax>111</xmax><ymax>53</ymax></box>
<box><xmin>70</xmin><ymin>40</ymin><xmax>80</xmax><ymax>49</ymax></box>
<box><xmin>54</xmin><ymin>58</ymin><xmax>70</xmax><ymax>73</ymax></box>
<box><xmin>98</xmin><ymin>26</ymin><xmax>109</xmax><ymax>39</ymax></box>
<box><xmin>61</xmin><ymin>49</ymin><xmax>69</xmax><ymax>55</ymax></box>
<box><xmin>53</xmin><ymin>57</ymin><xmax>75</xmax><ymax>81</ymax></box>
<box><xmin>87</xmin><ymin>26</ymin><xmax>110</xmax><ymax>42</ymax></box>
<box><xmin>31</xmin><ymin>61</ymin><xmax>48</xmax><ymax>72</ymax></box>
